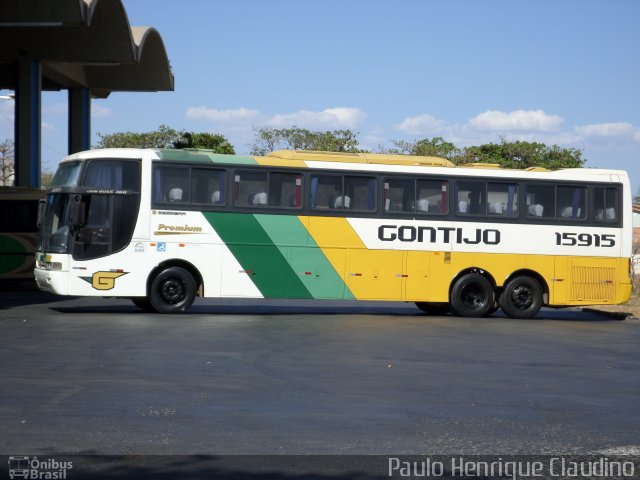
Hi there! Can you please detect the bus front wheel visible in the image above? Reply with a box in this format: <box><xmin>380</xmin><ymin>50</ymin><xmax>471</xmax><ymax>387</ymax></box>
<box><xmin>450</xmin><ymin>273</ymin><xmax>494</xmax><ymax>318</ymax></box>
<box><xmin>149</xmin><ymin>267</ymin><xmax>196</xmax><ymax>314</ymax></box>
<box><xmin>499</xmin><ymin>275</ymin><xmax>543</xmax><ymax>319</ymax></box>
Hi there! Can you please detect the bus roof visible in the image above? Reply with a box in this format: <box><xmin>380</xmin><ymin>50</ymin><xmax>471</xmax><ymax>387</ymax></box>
<box><xmin>62</xmin><ymin>148</ymin><xmax>629</xmax><ymax>182</ymax></box>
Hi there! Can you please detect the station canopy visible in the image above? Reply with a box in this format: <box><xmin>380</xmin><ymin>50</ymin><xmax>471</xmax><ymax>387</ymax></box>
<box><xmin>0</xmin><ymin>0</ymin><xmax>174</xmax><ymax>98</ymax></box>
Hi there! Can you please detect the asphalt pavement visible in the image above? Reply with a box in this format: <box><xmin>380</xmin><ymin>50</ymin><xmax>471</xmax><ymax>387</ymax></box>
<box><xmin>1</xmin><ymin>288</ymin><xmax>639</xmax><ymax>456</ymax></box>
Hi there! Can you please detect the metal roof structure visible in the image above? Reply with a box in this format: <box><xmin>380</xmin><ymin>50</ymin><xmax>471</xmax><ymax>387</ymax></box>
<box><xmin>0</xmin><ymin>0</ymin><xmax>174</xmax><ymax>187</ymax></box>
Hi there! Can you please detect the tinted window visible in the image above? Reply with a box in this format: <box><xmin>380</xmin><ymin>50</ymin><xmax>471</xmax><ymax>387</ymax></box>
<box><xmin>417</xmin><ymin>179</ymin><xmax>448</xmax><ymax>214</ymax></box>
<box><xmin>526</xmin><ymin>184</ymin><xmax>554</xmax><ymax>218</ymax></box>
<box><xmin>233</xmin><ymin>170</ymin><xmax>268</xmax><ymax>207</ymax></box>
<box><xmin>310</xmin><ymin>175</ymin><xmax>342</xmax><ymax>210</ymax></box>
<box><xmin>594</xmin><ymin>186</ymin><xmax>618</xmax><ymax>222</ymax></box>
<box><xmin>269</xmin><ymin>172</ymin><xmax>302</xmax><ymax>208</ymax></box>
<box><xmin>384</xmin><ymin>178</ymin><xmax>414</xmax><ymax>213</ymax></box>
<box><xmin>154</xmin><ymin>166</ymin><xmax>190</xmax><ymax>203</ymax></box>
<box><xmin>192</xmin><ymin>169</ymin><xmax>226</xmax><ymax>205</ymax></box>
<box><xmin>455</xmin><ymin>181</ymin><xmax>486</xmax><ymax>215</ymax></box>
<box><xmin>557</xmin><ymin>185</ymin><xmax>586</xmax><ymax>220</ymax></box>
<box><xmin>83</xmin><ymin>160</ymin><xmax>140</xmax><ymax>190</ymax></box>
<box><xmin>345</xmin><ymin>176</ymin><xmax>376</xmax><ymax>211</ymax></box>
<box><xmin>488</xmin><ymin>183</ymin><xmax>518</xmax><ymax>217</ymax></box>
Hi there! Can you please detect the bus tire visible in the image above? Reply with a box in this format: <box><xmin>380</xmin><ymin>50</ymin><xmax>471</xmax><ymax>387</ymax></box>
<box><xmin>499</xmin><ymin>275</ymin><xmax>543</xmax><ymax>319</ymax></box>
<box><xmin>450</xmin><ymin>273</ymin><xmax>494</xmax><ymax>318</ymax></box>
<box><xmin>149</xmin><ymin>267</ymin><xmax>196</xmax><ymax>314</ymax></box>
<box><xmin>415</xmin><ymin>302</ymin><xmax>449</xmax><ymax>315</ymax></box>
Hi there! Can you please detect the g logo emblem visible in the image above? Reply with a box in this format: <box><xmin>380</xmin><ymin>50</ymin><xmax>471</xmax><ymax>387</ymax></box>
<box><xmin>91</xmin><ymin>271</ymin><xmax>127</xmax><ymax>290</ymax></box>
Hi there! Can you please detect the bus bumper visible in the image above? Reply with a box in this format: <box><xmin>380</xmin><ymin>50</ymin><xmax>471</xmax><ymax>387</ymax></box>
<box><xmin>34</xmin><ymin>268</ymin><xmax>68</xmax><ymax>295</ymax></box>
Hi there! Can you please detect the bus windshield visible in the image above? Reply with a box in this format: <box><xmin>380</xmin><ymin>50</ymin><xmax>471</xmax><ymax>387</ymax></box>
<box><xmin>39</xmin><ymin>193</ymin><xmax>73</xmax><ymax>254</ymax></box>
<box><xmin>50</xmin><ymin>162</ymin><xmax>82</xmax><ymax>188</ymax></box>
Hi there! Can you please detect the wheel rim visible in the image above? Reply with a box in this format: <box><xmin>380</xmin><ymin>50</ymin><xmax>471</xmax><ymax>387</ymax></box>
<box><xmin>511</xmin><ymin>285</ymin><xmax>534</xmax><ymax>310</ymax></box>
<box><xmin>461</xmin><ymin>283</ymin><xmax>487</xmax><ymax>310</ymax></box>
<box><xmin>159</xmin><ymin>278</ymin><xmax>185</xmax><ymax>305</ymax></box>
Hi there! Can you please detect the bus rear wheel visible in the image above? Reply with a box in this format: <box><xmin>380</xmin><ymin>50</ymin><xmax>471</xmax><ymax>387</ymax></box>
<box><xmin>149</xmin><ymin>267</ymin><xmax>196</xmax><ymax>314</ymax></box>
<box><xmin>499</xmin><ymin>275</ymin><xmax>543</xmax><ymax>319</ymax></box>
<box><xmin>450</xmin><ymin>273</ymin><xmax>494</xmax><ymax>318</ymax></box>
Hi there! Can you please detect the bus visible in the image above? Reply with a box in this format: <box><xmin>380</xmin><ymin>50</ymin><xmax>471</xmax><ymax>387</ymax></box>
<box><xmin>0</xmin><ymin>187</ymin><xmax>45</xmax><ymax>280</ymax></box>
<box><xmin>35</xmin><ymin>148</ymin><xmax>632</xmax><ymax>317</ymax></box>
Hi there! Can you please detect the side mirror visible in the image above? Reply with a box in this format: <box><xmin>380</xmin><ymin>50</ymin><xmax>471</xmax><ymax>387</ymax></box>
<box><xmin>36</xmin><ymin>198</ymin><xmax>46</xmax><ymax>228</ymax></box>
<box><xmin>70</xmin><ymin>195</ymin><xmax>87</xmax><ymax>231</ymax></box>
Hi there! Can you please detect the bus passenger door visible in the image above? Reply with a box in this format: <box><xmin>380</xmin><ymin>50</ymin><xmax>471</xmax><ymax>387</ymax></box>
<box><xmin>404</xmin><ymin>251</ymin><xmax>431</xmax><ymax>301</ymax></box>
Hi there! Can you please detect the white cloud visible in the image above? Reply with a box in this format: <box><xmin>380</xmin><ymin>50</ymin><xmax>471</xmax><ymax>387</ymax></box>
<box><xmin>91</xmin><ymin>104</ymin><xmax>113</xmax><ymax>119</ymax></box>
<box><xmin>394</xmin><ymin>114</ymin><xmax>449</xmax><ymax>135</ymax></box>
<box><xmin>267</xmin><ymin>107</ymin><xmax>367</xmax><ymax>129</ymax></box>
<box><xmin>574</xmin><ymin>122</ymin><xmax>637</xmax><ymax>139</ymax></box>
<box><xmin>185</xmin><ymin>106</ymin><xmax>260</xmax><ymax>123</ymax></box>
<box><xmin>468</xmin><ymin>109</ymin><xmax>564</xmax><ymax>132</ymax></box>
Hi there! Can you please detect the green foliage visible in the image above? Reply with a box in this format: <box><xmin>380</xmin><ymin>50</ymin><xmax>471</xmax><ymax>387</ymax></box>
<box><xmin>41</xmin><ymin>170</ymin><xmax>54</xmax><ymax>187</ymax></box>
<box><xmin>96</xmin><ymin>125</ymin><xmax>235</xmax><ymax>154</ymax></box>
<box><xmin>96</xmin><ymin>125</ymin><xmax>183</xmax><ymax>149</ymax></box>
<box><xmin>173</xmin><ymin>132</ymin><xmax>235</xmax><ymax>154</ymax></box>
<box><xmin>386</xmin><ymin>137</ymin><xmax>461</xmax><ymax>159</ymax></box>
<box><xmin>455</xmin><ymin>138</ymin><xmax>584</xmax><ymax>169</ymax></box>
<box><xmin>251</xmin><ymin>127</ymin><xmax>365</xmax><ymax>155</ymax></box>
<box><xmin>385</xmin><ymin>136</ymin><xmax>585</xmax><ymax>170</ymax></box>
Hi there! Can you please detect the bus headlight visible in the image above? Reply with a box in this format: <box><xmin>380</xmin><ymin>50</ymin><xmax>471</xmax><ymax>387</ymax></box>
<box><xmin>36</xmin><ymin>259</ymin><xmax>63</xmax><ymax>271</ymax></box>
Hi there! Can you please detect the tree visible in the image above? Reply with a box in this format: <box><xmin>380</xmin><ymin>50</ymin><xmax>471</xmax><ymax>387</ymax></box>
<box><xmin>95</xmin><ymin>125</ymin><xmax>235</xmax><ymax>154</ymax></box>
<box><xmin>41</xmin><ymin>170</ymin><xmax>54</xmax><ymax>187</ymax></box>
<box><xmin>385</xmin><ymin>137</ymin><xmax>461</xmax><ymax>159</ymax></box>
<box><xmin>457</xmin><ymin>138</ymin><xmax>585</xmax><ymax>169</ymax></box>
<box><xmin>96</xmin><ymin>125</ymin><xmax>183</xmax><ymax>149</ymax></box>
<box><xmin>0</xmin><ymin>139</ymin><xmax>14</xmax><ymax>186</ymax></box>
<box><xmin>384</xmin><ymin>136</ymin><xmax>585</xmax><ymax>170</ymax></box>
<box><xmin>172</xmin><ymin>132</ymin><xmax>235</xmax><ymax>153</ymax></box>
<box><xmin>251</xmin><ymin>127</ymin><xmax>364</xmax><ymax>155</ymax></box>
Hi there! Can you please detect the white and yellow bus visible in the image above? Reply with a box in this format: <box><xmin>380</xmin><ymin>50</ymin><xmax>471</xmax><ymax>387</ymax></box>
<box><xmin>35</xmin><ymin>148</ymin><xmax>632</xmax><ymax>317</ymax></box>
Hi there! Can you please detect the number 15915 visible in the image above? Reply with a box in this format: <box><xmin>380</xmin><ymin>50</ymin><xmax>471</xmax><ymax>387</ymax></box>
<box><xmin>555</xmin><ymin>232</ymin><xmax>615</xmax><ymax>247</ymax></box>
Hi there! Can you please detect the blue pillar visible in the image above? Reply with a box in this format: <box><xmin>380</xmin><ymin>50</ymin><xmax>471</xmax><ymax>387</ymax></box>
<box><xmin>68</xmin><ymin>87</ymin><xmax>91</xmax><ymax>154</ymax></box>
<box><xmin>15</xmin><ymin>58</ymin><xmax>41</xmax><ymax>188</ymax></box>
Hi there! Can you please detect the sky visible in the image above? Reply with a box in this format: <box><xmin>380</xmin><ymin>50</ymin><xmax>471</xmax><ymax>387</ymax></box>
<box><xmin>1</xmin><ymin>0</ymin><xmax>639</xmax><ymax>189</ymax></box>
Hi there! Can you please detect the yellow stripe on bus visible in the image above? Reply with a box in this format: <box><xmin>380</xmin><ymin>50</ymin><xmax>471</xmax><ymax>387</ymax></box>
<box><xmin>300</xmin><ymin>214</ymin><xmax>630</xmax><ymax>305</ymax></box>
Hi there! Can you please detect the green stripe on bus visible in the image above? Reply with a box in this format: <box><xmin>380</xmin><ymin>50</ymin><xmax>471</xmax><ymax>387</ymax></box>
<box><xmin>202</xmin><ymin>212</ymin><xmax>312</xmax><ymax>299</ymax></box>
<box><xmin>254</xmin><ymin>214</ymin><xmax>355</xmax><ymax>300</ymax></box>
<box><xmin>155</xmin><ymin>149</ymin><xmax>257</xmax><ymax>165</ymax></box>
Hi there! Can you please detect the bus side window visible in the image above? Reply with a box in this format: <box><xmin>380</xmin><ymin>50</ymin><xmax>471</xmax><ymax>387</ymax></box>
<box><xmin>488</xmin><ymin>183</ymin><xmax>518</xmax><ymax>217</ymax></box>
<box><xmin>525</xmin><ymin>184</ymin><xmax>554</xmax><ymax>219</ymax></box>
<box><xmin>455</xmin><ymin>181</ymin><xmax>485</xmax><ymax>215</ymax></box>
<box><xmin>594</xmin><ymin>186</ymin><xmax>618</xmax><ymax>222</ymax></box>
<box><xmin>192</xmin><ymin>168</ymin><xmax>226</xmax><ymax>205</ymax></box>
<box><xmin>557</xmin><ymin>186</ymin><xmax>586</xmax><ymax>220</ymax></box>
<box><xmin>384</xmin><ymin>178</ymin><xmax>415</xmax><ymax>213</ymax></box>
<box><xmin>154</xmin><ymin>166</ymin><xmax>190</xmax><ymax>203</ymax></box>
<box><xmin>417</xmin><ymin>179</ymin><xmax>448</xmax><ymax>215</ymax></box>
<box><xmin>310</xmin><ymin>175</ymin><xmax>341</xmax><ymax>210</ymax></box>
<box><xmin>269</xmin><ymin>172</ymin><xmax>302</xmax><ymax>208</ymax></box>
<box><xmin>345</xmin><ymin>176</ymin><xmax>376</xmax><ymax>211</ymax></box>
<box><xmin>233</xmin><ymin>170</ymin><xmax>268</xmax><ymax>208</ymax></box>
